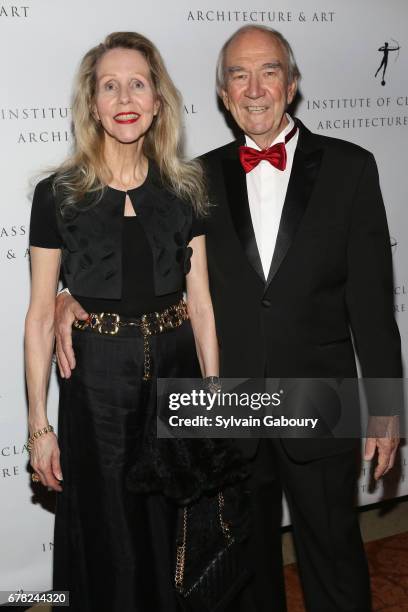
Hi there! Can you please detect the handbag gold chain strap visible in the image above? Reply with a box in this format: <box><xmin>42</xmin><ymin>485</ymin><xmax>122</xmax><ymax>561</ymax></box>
<box><xmin>175</xmin><ymin>492</ymin><xmax>231</xmax><ymax>592</ymax></box>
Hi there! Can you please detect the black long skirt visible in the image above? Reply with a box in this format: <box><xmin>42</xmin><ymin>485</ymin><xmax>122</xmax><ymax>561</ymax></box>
<box><xmin>53</xmin><ymin>321</ymin><xmax>201</xmax><ymax>612</ymax></box>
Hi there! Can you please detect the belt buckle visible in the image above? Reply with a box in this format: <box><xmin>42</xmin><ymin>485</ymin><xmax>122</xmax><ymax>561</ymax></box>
<box><xmin>98</xmin><ymin>313</ymin><xmax>120</xmax><ymax>335</ymax></box>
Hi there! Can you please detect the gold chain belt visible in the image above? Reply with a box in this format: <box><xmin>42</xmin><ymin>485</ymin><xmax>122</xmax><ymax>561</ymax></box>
<box><xmin>73</xmin><ymin>299</ymin><xmax>189</xmax><ymax>381</ymax></box>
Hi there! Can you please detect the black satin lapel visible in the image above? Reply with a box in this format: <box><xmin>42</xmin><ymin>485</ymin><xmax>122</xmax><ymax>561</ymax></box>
<box><xmin>222</xmin><ymin>158</ymin><xmax>265</xmax><ymax>282</ymax></box>
<box><xmin>265</xmin><ymin>147</ymin><xmax>323</xmax><ymax>290</ymax></box>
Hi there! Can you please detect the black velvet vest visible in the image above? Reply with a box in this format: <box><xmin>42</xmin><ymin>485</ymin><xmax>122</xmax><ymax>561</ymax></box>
<box><xmin>56</xmin><ymin>164</ymin><xmax>194</xmax><ymax>299</ymax></box>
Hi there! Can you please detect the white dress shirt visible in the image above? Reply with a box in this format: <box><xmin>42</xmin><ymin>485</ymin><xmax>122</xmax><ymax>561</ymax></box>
<box><xmin>245</xmin><ymin>114</ymin><xmax>299</xmax><ymax>279</ymax></box>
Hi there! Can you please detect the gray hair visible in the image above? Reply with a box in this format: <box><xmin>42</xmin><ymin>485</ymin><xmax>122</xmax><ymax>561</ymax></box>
<box><xmin>216</xmin><ymin>25</ymin><xmax>301</xmax><ymax>94</ymax></box>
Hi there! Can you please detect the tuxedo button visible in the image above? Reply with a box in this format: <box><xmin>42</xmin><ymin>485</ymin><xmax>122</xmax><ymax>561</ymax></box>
<box><xmin>261</xmin><ymin>299</ymin><xmax>271</xmax><ymax>308</ymax></box>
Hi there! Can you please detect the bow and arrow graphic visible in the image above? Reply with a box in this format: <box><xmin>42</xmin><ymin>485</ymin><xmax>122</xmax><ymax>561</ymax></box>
<box><xmin>375</xmin><ymin>38</ymin><xmax>401</xmax><ymax>85</ymax></box>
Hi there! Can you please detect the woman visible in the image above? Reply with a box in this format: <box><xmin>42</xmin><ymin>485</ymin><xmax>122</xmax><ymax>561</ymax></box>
<box><xmin>25</xmin><ymin>32</ymin><xmax>245</xmax><ymax>611</ymax></box>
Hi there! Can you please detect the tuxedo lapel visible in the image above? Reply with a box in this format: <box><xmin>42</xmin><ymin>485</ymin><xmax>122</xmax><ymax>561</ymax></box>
<box><xmin>222</xmin><ymin>151</ymin><xmax>265</xmax><ymax>282</ymax></box>
<box><xmin>265</xmin><ymin>122</ymin><xmax>324</xmax><ymax>291</ymax></box>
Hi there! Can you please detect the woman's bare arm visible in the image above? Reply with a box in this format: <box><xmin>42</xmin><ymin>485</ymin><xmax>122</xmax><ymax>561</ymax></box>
<box><xmin>185</xmin><ymin>235</ymin><xmax>219</xmax><ymax>378</ymax></box>
<box><xmin>25</xmin><ymin>246</ymin><xmax>63</xmax><ymax>490</ymax></box>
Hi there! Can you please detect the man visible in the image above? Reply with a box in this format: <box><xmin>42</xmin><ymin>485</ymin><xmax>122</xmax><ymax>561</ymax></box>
<box><xmin>54</xmin><ymin>26</ymin><xmax>401</xmax><ymax>611</ymax></box>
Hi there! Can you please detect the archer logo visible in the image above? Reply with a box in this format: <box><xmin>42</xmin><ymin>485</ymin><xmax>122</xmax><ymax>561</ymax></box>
<box><xmin>374</xmin><ymin>39</ymin><xmax>400</xmax><ymax>86</ymax></box>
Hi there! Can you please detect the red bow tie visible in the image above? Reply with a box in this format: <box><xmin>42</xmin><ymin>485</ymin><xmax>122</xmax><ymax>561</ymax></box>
<box><xmin>239</xmin><ymin>124</ymin><xmax>298</xmax><ymax>173</ymax></box>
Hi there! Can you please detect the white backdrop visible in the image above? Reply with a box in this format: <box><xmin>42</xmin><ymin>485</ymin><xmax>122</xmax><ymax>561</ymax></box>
<box><xmin>1</xmin><ymin>0</ymin><xmax>407</xmax><ymax>596</ymax></box>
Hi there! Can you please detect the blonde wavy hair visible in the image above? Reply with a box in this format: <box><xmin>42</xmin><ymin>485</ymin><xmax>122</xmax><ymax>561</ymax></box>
<box><xmin>53</xmin><ymin>31</ymin><xmax>207</xmax><ymax>214</ymax></box>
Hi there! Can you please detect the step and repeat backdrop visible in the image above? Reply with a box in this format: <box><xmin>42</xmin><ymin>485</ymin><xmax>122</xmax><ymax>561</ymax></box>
<box><xmin>0</xmin><ymin>0</ymin><xmax>407</xmax><ymax>597</ymax></box>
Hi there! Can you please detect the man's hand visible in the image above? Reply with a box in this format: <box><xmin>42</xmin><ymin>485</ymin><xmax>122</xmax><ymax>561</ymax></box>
<box><xmin>55</xmin><ymin>292</ymin><xmax>88</xmax><ymax>379</ymax></box>
<box><xmin>364</xmin><ymin>416</ymin><xmax>400</xmax><ymax>480</ymax></box>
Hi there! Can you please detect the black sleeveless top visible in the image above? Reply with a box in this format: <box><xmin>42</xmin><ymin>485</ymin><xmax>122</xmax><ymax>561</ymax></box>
<box><xmin>29</xmin><ymin>165</ymin><xmax>205</xmax><ymax>317</ymax></box>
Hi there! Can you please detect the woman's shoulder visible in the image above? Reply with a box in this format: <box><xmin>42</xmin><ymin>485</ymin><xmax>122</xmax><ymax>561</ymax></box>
<box><xmin>30</xmin><ymin>173</ymin><xmax>62</xmax><ymax>248</ymax></box>
<box><xmin>33</xmin><ymin>173</ymin><xmax>57</xmax><ymax>201</ymax></box>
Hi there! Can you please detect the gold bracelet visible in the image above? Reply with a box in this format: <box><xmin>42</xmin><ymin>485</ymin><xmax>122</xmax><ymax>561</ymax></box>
<box><xmin>27</xmin><ymin>425</ymin><xmax>54</xmax><ymax>454</ymax></box>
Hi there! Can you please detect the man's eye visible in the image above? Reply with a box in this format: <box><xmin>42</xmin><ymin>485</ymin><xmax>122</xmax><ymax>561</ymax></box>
<box><xmin>265</xmin><ymin>70</ymin><xmax>277</xmax><ymax>77</ymax></box>
<box><xmin>233</xmin><ymin>74</ymin><xmax>246</xmax><ymax>80</ymax></box>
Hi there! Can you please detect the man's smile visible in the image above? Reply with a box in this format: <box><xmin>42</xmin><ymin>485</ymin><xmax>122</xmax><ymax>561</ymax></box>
<box><xmin>246</xmin><ymin>106</ymin><xmax>269</xmax><ymax>113</ymax></box>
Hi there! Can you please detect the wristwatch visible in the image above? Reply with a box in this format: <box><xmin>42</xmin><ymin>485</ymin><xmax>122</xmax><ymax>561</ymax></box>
<box><xmin>57</xmin><ymin>287</ymin><xmax>71</xmax><ymax>297</ymax></box>
<box><xmin>203</xmin><ymin>376</ymin><xmax>221</xmax><ymax>394</ymax></box>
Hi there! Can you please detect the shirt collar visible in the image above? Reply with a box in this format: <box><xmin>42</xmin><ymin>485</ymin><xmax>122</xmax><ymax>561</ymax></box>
<box><xmin>245</xmin><ymin>113</ymin><xmax>294</xmax><ymax>151</ymax></box>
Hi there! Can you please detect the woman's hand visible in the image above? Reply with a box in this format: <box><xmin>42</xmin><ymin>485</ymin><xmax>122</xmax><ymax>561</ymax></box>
<box><xmin>30</xmin><ymin>432</ymin><xmax>63</xmax><ymax>492</ymax></box>
<box><xmin>55</xmin><ymin>292</ymin><xmax>88</xmax><ymax>379</ymax></box>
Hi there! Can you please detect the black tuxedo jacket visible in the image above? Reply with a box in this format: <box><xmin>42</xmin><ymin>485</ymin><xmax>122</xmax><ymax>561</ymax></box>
<box><xmin>200</xmin><ymin>119</ymin><xmax>402</xmax><ymax>461</ymax></box>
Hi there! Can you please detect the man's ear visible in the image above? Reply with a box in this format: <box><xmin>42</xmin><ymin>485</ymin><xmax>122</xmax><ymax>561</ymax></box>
<box><xmin>221</xmin><ymin>89</ymin><xmax>230</xmax><ymax>111</ymax></box>
<box><xmin>287</xmin><ymin>78</ymin><xmax>298</xmax><ymax>105</ymax></box>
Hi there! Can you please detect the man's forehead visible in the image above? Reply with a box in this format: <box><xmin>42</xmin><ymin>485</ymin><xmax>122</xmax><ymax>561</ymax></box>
<box><xmin>224</xmin><ymin>34</ymin><xmax>286</xmax><ymax>66</ymax></box>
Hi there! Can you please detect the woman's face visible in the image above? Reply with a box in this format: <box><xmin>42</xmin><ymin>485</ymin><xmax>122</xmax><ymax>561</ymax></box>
<box><xmin>93</xmin><ymin>47</ymin><xmax>160</xmax><ymax>145</ymax></box>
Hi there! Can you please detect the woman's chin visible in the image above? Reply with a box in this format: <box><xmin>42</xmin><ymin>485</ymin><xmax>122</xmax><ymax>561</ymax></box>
<box><xmin>104</xmin><ymin>127</ymin><xmax>149</xmax><ymax>146</ymax></box>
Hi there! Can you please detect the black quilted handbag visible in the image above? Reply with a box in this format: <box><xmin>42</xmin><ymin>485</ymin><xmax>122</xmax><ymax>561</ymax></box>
<box><xmin>175</xmin><ymin>492</ymin><xmax>251</xmax><ymax>612</ymax></box>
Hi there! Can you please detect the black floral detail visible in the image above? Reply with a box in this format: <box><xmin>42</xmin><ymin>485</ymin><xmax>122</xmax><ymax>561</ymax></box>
<box><xmin>177</xmin><ymin>246</ymin><xmax>193</xmax><ymax>274</ymax></box>
<box><xmin>126</xmin><ymin>436</ymin><xmax>249</xmax><ymax>506</ymax></box>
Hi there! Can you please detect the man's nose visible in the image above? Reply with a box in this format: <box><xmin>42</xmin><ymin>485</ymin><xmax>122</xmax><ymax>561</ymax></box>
<box><xmin>245</xmin><ymin>74</ymin><xmax>264</xmax><ymax>99</ymax></box>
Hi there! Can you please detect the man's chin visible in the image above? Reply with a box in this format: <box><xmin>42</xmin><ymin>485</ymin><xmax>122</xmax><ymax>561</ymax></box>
<box><xmin>243</xmin><ymin>118</ymin><xmax>288</xmax><ymax>143</ymax></box>
<box><xmin>244</xmin><ymin>125</ymin><xmax>276</xmax><ymax>142</ymax></box>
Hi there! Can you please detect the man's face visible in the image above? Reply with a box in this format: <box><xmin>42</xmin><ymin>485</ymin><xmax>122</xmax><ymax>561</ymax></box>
<box><xmin>221</xmin><ymin>30</ymin><xmax>297</xmax><ymax>148</ymax></box>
